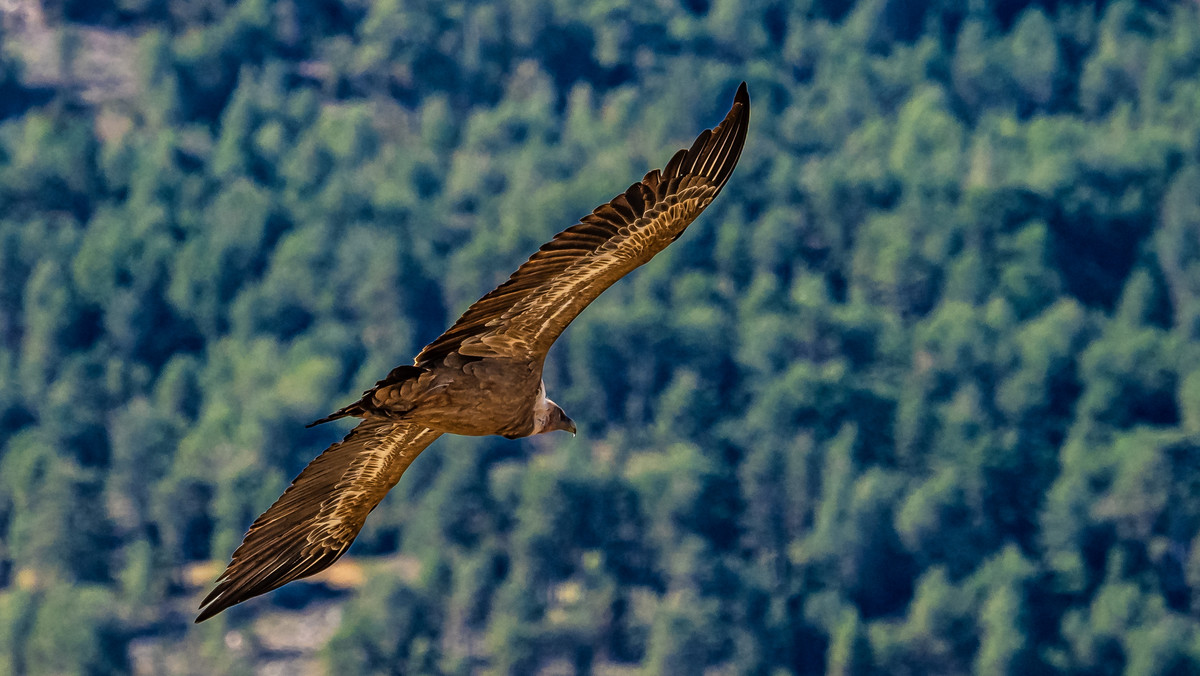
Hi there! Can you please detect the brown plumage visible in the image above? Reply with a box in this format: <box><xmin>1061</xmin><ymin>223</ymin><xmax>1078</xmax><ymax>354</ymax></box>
<box><xmin>196</xmin><ymin>83</ymin><xmax>750</xmax><ymax>622</ymax></box>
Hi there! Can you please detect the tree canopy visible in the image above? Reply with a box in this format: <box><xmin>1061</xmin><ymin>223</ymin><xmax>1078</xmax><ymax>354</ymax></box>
<box><xmin>2</xmin><ymin>0</ymin><xmax>1200</xmax><ymax>673</ymax></box>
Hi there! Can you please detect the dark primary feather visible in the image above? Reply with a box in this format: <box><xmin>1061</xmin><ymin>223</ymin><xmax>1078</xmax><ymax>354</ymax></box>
<box><xmin>195</xmin><ymin>420</ymin><xmax>442</xmax><ymax>622</ymax></box>
<box><xmin>415</xmin><ymin>82</ymin><xmax>750</xmax><ymax>366</ymax></box>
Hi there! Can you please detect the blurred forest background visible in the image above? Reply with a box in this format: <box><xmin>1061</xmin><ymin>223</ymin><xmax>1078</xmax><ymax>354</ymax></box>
<box><xmin>2</xmin><ymin>0</ymin><xmax>1200</xmax><ymax>673</ymax></box>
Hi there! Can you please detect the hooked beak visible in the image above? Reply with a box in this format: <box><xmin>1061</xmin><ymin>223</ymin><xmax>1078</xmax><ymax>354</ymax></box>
<box><xmin>565</xmin><ymin>417</ymin><xmax>577</xmax><ymax>436</ymax></box>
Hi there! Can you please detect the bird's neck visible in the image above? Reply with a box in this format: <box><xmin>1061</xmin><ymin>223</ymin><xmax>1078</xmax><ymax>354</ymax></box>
<box><xmin>530</xmin><ymin>381</ymin><xmax>552</xmax><ymax>434</ymax></box>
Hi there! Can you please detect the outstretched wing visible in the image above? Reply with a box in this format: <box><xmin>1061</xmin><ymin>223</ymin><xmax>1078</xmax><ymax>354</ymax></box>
<box><xmin>195</xmin><ymin>420</ymin><xmax>442</xmax><ymax>622</ymax></box>
<box><xmin>415</xmin><ymin>82</ymin><xmax>750</xmax><ymax>366</ymax></box>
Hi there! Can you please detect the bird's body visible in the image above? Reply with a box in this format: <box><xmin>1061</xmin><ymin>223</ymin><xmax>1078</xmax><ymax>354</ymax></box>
<box><xmin>196</xmin><ymin>83</ymin><xmax>750</xmax><ymax>622</ymax></box>
<box><xmin>352</xmin><ymin>356</ymin><xmax>550</xmax><ymax>438</ymax></box>
<box><xmin>414</xmin><ymin>358</ymin><xmax>547</xmax><ymax>438</ymax></box>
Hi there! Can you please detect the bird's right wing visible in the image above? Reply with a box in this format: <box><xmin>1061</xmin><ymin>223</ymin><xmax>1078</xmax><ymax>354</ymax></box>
<box><xmin>196</xmin><ymin>420</ymin><xmax>442</xmax><ymax>622</ymax></box>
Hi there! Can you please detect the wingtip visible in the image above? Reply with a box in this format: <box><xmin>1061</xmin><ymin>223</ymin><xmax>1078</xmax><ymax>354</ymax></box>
<box><xmin>734</xmin><ymin>83</ymin><xmax>750</xmax><ymax>128</ymax></box>
<box><xmin>194</xmin><ymin>604</ymin><xmax>218</xmax><ymax>623</ymax></box>
<box><xmin>195</xmin><ymin>586</ymin><xmax>229</xmax><ymax>623</ymax></box>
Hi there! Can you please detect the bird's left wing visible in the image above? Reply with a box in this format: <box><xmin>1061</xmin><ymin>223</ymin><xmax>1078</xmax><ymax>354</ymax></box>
<box><xmin>414</xmin><ymin>82</ymin><xmax>750</xmax><ymax>365</ymax></box>
<box><xmin>195</xmin><ymin>420</ymin><xmax>442</xmax><ymax>622</ymax></box>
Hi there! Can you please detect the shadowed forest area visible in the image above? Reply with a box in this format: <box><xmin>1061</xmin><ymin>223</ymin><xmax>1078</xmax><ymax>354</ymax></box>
<box><xmin>2</xmin><ymin>0</ymin><xmax>1200</xmax><ymax>673</ymax></box>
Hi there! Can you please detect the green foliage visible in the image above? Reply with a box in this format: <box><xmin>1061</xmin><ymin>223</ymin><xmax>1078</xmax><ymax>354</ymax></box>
<box><xmin>324</xmin><ymin>574</ymin><xmax>443</xmax><ymax>676</ymax></box>
<box><xmin>3</xmin><ymin>0</ymin><xmax>1200</xmax><ymax>673</ymax></box>
<box><xmin>24</xmin><ymin>586</ymin><xmax>127</xmax><ymax>676</ymax></box>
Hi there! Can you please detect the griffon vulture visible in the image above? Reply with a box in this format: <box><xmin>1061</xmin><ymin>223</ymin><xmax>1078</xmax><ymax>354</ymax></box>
<box><xmin>197</xmin><ymin>82</ymin><xmax>750</xmax><ymax>622</ymax></box>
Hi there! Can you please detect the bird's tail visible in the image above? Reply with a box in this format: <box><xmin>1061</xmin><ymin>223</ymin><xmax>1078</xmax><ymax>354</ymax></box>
<box><xmin>306</xmin><ymin>364</ymin><xmax>428</xmax><ymax>427</ymax></box>
<box><xmin>305</xmin><ymin>406</ymin><xmax>360</xmax><ymax>428</ymax></box>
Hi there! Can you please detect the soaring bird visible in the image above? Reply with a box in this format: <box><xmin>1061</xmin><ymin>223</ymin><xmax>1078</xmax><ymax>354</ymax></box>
<box><xmin>196</xmin><ymin>83</ymin><xmax>750</xmax><ymax>622</ymax></box>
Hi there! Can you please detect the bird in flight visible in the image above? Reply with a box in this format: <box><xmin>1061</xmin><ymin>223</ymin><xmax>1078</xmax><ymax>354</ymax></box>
<box><xmin>196</xmin><ymin>83</ymin><xmax>750</xmax><ymax>622</ymax></box>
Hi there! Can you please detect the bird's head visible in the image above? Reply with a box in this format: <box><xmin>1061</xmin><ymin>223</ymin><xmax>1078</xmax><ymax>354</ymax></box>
<box><xmin>537</xmin><ymin>398</ymin><xmax>576</xmax><ymax>436</ymax></box>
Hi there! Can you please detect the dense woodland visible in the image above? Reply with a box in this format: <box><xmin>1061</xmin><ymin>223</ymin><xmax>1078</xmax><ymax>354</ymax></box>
<box><xmin>2</xmin><ymin>0</ymin><xmax>1200</xmax><ymax>673</ymax></box>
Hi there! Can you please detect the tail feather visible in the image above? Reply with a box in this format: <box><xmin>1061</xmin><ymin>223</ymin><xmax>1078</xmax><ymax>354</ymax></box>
<box><xmin>305</xmin><ymin>406</ymin><xmax>359</xmax><ymax>428</ymax></box>
<box><xmin>307</xmin><ymin>364</ymin><xmax>427</xmax><ymax>427</ymax></box>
